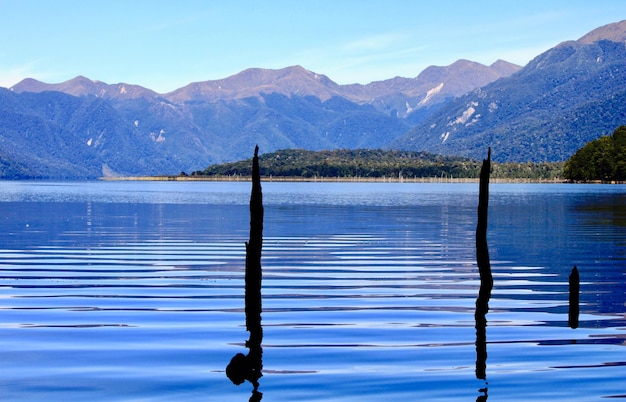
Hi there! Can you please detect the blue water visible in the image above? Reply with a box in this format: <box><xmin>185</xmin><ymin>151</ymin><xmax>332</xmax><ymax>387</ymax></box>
<box><xmin>0</xmin><ymin>181</ymin><xmax>624</xmax><ymax>401</ymax></box>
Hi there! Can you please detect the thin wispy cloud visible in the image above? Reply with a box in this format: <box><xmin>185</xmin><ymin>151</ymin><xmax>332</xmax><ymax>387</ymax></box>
<box><xmin>272</xmin><ymin>31</ymin><xmax>433</xmax><ymax>84</ymax></box>
<box><xmin>0</xmin><ymin>60</ymin><xmax>49</xmax><ymax>88</ymax></box>
<box><xmin>341</xmin><ymin>32</ymin><xmax>412</xmax><ymax>52</ymax></box>
<box><xmin>0</xmin><ymin>1</ymin><xmax>624</xmax><ymax>91</ymax></box>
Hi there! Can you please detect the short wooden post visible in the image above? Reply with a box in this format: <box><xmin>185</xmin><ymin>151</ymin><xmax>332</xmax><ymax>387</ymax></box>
<box><xmin>568</xmin><ymin>266</ymin><xmax>579</xmax><ymax>329</ymax></box>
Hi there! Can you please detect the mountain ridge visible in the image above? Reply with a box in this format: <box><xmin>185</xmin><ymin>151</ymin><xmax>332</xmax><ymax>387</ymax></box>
<box><xmin>11</xmin><ymin>75</ymin><xmax>161</xmax><ymax>100</ymax></box>
<box><xmin>577</xmin><ymin>19</ymin><xmax>626</xmax><ymax>44</ymax></box>
<box><xmin>1</xmin><ymin>20</ymin><xmax>625</xmax><ymax>177</ymax></box>
<box><xmin>10</xmin><ymin>60</ymin><xmax>520</xmax><ymax>114</ymax></box>
<box><xmin>392</xmin><ymin>20</ymin><xmax>626</xmax><ymax>162</ymax></box>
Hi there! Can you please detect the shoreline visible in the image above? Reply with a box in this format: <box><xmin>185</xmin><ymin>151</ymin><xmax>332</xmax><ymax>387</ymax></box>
<box><xmin>101</xmin><ymin>175</ymin><xmax>569</xmax><ymax>184</ymax></box>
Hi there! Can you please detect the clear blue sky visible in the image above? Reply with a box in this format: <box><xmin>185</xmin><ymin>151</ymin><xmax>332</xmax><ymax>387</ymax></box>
<box><xmin>1</xmin><ymin>0</ymin><xmax>625</xmax><ymax>93</ymax></box>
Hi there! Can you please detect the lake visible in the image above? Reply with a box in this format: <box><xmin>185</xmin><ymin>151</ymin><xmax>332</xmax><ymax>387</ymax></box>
<box><xmin>0</xmin><ymin>180</ymin><xmax>624</xmax><ymax>401</ymax></box>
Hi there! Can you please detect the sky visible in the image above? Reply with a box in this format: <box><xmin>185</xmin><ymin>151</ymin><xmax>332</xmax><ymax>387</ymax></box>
<box><xmin>1</xmin><ymin>1</ymin><xmax>625</xmax><ymax>93</ymax></box>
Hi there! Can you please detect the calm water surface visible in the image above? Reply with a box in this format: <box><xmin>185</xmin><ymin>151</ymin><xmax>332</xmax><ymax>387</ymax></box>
<box><xmin>0</xmin><ymin>181</ymin><xmax>624</xmax><ymax>401</ymax></box>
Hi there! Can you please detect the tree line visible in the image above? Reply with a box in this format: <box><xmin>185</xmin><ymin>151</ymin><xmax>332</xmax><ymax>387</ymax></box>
<box><xmin>563</xmin><ymin>126</ymin><xmax>626</xmax><ymax>182</ymax></box>
<box><xmin>192</xmin><ymin>148</ymin><xmax>563</xmax><ymax>180</ymax></box>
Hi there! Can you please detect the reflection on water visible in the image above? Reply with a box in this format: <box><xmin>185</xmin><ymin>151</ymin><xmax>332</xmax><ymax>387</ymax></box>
<box><xmin>0</xmin><ymin>181</ymin><xmax>625</xmax><ymax>401</ymax></box>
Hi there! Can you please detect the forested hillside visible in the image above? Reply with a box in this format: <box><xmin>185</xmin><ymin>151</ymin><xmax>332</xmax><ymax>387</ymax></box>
<box><xmin>392</xmin><ymin>21</ymin><xmax>626</xmax><ymax>162</ymax></box>
<box><xmin>564</xmin><ymin>126</ymin><xmax>626</xmax><ymax>181</ymax></box>
<box><xmin>1</xmin><ymin>21</ymin><xmax>624</xmax><ymax>178</ymax></box>
<box><xmin>193</xmin><ymin>148</ymin><xmax>563</xmax><ymax>180</ymax></box>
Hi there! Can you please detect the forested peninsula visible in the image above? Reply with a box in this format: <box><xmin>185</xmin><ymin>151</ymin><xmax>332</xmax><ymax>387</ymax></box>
<box><xmin>186</xmin><ymin>149</ymin><xmax>563</xmax><ymax>182</ymax></box>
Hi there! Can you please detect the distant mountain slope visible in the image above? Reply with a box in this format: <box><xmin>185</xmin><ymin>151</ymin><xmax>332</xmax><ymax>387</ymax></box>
<box><xmin>577</xmin><ymin>19</ymin><xmax>626</xmax><ymax>44</ymax></box>
<box><xmin>339</xmin><ymin>59</ymin><xmax>521</xmax><ymax>117</ymax></box>
<box><xmin>11</xmin><ymin>76</ymin><xmax>161</xmax><ymax>100</ymax></box>
<box><xmin>11</xmin><ymin>60</ymin><xmax>520</xmax><ymax>122</ymax></box>
<box><xmin>165</xmin><ymin>66</ymin><xmax>343</xmax><ymax>102</ymax></box>
<box><xmin>4</xmin><ymin>59</ymin><xmax>516</xmax><ymax>178</ymax></box>
<box><xmin>392</xmin><ymin>20</ymin><xmax>626</xmax><ymax>162</ymax></box>
<box><xmin>2</xmin><ymin>20</ymin><xmax>625</xmax><ymax>177</ymax></box>
<box><xmin>0</xmin><ymin>87</ymin><xmax>197</xmax><ymax>178</ymax></box>
<box><xmin>0</xmin><ymin>87</ymin><xmax>413</xmax><ymax>177</ymax></box>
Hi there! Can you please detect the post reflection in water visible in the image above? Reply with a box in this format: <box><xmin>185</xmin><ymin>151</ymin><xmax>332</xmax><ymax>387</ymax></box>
<box><xmin>227</xmin><ymin>146</ymin><xmax>264</xmax><ymax>401</ymax></box>
<box><xmin>475</xmin><ymin>149</ymin><xmax>492</xmax><ymax>401</ymax></box>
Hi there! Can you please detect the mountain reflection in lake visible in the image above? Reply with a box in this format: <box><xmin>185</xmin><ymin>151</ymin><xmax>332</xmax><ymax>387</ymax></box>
<box><xmin>0</xmin><ymin>181</ymin><xmax>625</xmax><ymax>401</ymax></box>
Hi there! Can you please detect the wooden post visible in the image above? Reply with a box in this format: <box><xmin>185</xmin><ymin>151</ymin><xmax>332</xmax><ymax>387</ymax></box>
<box><xmin>227</xmin><ymin>145</ymin><xmax>264</xmax><ymax>401</ymax></box>
<box><xmin>568</xmin><ymin>266</ymin><xmax>579</xmax><ymax>329</ymax></box>
<box><xmin>246</xmin><ymin>145</ymin><xmax>263</xmax><ymax>348</ymax></box>
<box><xmin>475</xmin><ymin>148</ymin><xmax>492</xmax><ymax>384</ymax></box>
<box><xmin>476</xmin><ymin>147</ymin><xmax>492</xmax><ymax>290</ymax></box>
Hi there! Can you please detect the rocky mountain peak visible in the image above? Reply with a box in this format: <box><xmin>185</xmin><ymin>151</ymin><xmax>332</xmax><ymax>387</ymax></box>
<box><xmin>414</xmin><ymin>59</ymin><xmax>520</xmax><ymax>97</ymax></box>
<box><xmin>165</xmin><ymin>65</ymin><xmax>342</xmax><ymax>103</ymax></box>
<box><xmin>489</xmin><ymin>59</ymin><xmax>522</xmax><ymax>76</ymax></box>
<box><xmin>577</xmin><ymin>19</ymin><xmax>626</xmax><ymax>44</ymax></box>
<box><xmin>11</xmin><ymin>75</ymin><xmax>159</xmax><ymax>100</ymax></box>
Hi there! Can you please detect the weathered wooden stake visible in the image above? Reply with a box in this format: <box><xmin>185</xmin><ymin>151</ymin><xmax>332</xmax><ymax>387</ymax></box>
<box><xmin>246</xmin><ymin>145</ymin><xmax>263</xmax><ymax>347</ymax></box>
<box><xmin>475</xmin><ymin>147</ymin><xmax>492</xmax><ymax>383</ymax></box>
<box><xmin>476</xmin><ymin>147</ymin><xmax>492</xmax><ymax>290</ymax></box>
<box><xmin>227</xmin><ymin>145</ymin><xmax>264</xmax><ymax>401</ymax></box>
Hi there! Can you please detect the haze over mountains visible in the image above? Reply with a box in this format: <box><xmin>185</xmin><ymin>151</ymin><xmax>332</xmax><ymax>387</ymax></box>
<box><xmin>1</xmin><ymin>20</ymin><xmax>625</xmax><ymax>178</ymax></box>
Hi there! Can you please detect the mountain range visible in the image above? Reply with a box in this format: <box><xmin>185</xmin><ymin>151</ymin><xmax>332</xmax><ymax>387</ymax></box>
<box><xmin>392</xmin><ymin>20</ymin><xmax>626</xmax><ymax>162</ymax></box>
<box><xmin>1</xmin><ymin>20</ymin><xmax>625</xmax><ymax>178</ymax></box>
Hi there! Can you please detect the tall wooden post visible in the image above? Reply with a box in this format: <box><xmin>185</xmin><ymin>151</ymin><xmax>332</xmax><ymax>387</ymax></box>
<box><xmin>227</xmin><ymin>145</ymin><xmax>264</xmax><ymax>401</ymax></box>
<box><xmin>475</xmin><ymin>148</ymin><xmax>492</xmax><ymax>385</ymax></box>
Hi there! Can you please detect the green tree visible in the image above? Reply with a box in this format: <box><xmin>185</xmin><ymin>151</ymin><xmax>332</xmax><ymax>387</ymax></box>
<box><xmin>612</xmin><ymin>126</ymin><xmax>626</xmax><ymax>181</ymax></box>
<box><xmin>564</xmin><ymin>126</ymin><xmax>626</xmax><ymax>182</ymax></box>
